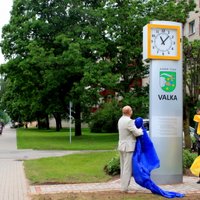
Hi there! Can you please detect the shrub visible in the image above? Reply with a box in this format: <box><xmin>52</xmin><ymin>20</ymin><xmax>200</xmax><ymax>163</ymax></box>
<box><xmin>183</xmin><ymin>149</ymin><xmax>197</xmax><ymax>170</ymax></box>
<box><xmin>89</xmin><ymin>101</ymin><xmax>121</xmax><ymax>133</ymax></box>
<box><xmin>104</xmin><ymin>154</ymin><xmax>120</xmax><ymax>176</ymax></box>
<box><xmin>104</xmin><ymin>149</ymin><xmax>198</xmax><ymax>176</ymax></box>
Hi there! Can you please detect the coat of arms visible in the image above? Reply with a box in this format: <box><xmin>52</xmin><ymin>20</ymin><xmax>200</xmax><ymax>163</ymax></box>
<box><xmin>160</xmin><ymin>71</ymin><xmax>176</xmax><ymax>92</ymax></box>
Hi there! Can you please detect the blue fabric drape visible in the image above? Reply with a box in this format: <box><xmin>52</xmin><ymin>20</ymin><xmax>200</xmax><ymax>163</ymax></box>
<box><xmin>133</xmin><ymin>117</ymin><xmax>184</xmax><ymax>198</ymax></box>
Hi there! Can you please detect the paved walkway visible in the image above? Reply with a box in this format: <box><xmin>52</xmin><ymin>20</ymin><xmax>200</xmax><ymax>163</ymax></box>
<box><xmin>0</xmin><ymin>126</ymin><xmax>199</xmax><ymax>200</ymax></box>
<box><xmin>29</xmin><ymin>176</ymin><xmax>200</xmax><ymax>195</ymax></box>
<box><xmin>0</xmin><ymin>126</ymin><xmax>29</xmax><ymax>200</ymax></box>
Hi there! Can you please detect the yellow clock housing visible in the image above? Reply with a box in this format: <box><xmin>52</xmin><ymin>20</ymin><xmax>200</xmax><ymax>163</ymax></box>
<box><xmin>145</xmin><ymin>24</ymin><xmax>181</xmax><ymax>60</ymax></box>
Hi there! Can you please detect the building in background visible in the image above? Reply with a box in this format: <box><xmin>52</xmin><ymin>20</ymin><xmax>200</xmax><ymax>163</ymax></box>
<box><xmin>183</xmin><ymin>0</ymin><xmax>200</xmax><ymax>41</ymax></box>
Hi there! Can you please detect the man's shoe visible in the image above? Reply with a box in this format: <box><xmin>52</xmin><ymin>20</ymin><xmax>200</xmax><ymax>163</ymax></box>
<box><xmin>197</xmin><ymin>180</ymin><xmax>200</xmax><ymax>184</ymax></box>
<box><xmin>121</xmin><ymin>189</ymin><xmax>128</xmax><ymax>193</ymax></box>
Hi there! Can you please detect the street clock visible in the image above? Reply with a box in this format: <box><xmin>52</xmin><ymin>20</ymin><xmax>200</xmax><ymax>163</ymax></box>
<box><xmin>143</xmin><ymin>24</ymin><xmax>181</xmax><ymax>60</ymax></box>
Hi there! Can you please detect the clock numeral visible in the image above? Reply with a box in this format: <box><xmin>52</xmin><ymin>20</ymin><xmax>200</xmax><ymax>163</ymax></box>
<box><xmin>156</xmin><ymin>30</ymin><xmax>159</xmax><ymax>33</ymax></box>
<box><xmin>152</xmin><ymin>34</ymin><xmax>156</xmax><ymax>37</ymax></box>
<box><xmin>162</xmin><ymin>52</ymin><xmax>165</xmax><ymax>56</ymax></box>
<box><xmin>168</xmin><ymin>51</ymin><xmax>170</xmax><ymax>54</ymax></box>
<box><xmin>162</xmin><ymin>29</ymin><xmax>165</xmax><ymax>32</ymax></box>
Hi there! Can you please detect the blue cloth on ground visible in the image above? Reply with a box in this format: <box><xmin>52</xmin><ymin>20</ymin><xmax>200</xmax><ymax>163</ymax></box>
<box><xmin>132</xmin><ymin>117</ymin><xmax>184</xmax><ymax>198</ymax></box>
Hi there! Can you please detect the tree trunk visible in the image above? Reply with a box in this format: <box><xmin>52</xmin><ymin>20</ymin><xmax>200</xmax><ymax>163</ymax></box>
<box><xmin>37</xmin><ymin>115</ymin><xmax>50</xmax><ymax>130</ymax></box>
<box><xmin>183</xmin><ymin>102</ymin><xmax>191</xmax><ymax>149</ymax></box>
<box><xmin>37</xmin><ymin>116</ymin><xmax>42</xmax><ymax>129</ymax></box>
<box><xmin>53</xmin><ymin>112</ymin><xmax>62</xmax><ymax>132</ymax></box>
<box><xmin>74</xmin><ymin>103</ymin><xmax>82</xmax><ymax>136</ymax></box>
<box><xmin>182</xmin><ymin>51</ymin><xmax>192</xmax><ymax>149</ymax></box>
<box><xmin>45</xmin><ymin>114</ymin><xmax>50</xmax><ymax>130</ymax></box>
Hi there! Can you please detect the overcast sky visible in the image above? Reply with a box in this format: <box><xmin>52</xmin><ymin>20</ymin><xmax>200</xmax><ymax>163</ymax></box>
<box><xmin>0</xmin><ymin>0</ymin><xmax>13</xmax><ymax>64</ymax></box>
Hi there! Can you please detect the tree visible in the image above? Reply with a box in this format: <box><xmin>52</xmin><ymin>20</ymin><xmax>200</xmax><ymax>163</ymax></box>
<box><xmin>0</xmin><ymin>0</ymin><xmax>195</xmax><ymax>136</ymax></box>
<box><xmin>80</xmin><ymin>0</ymin><xmax>195</xmax><ymax>114</ymax></box>
<box><xmin>183</xmin><ymin>39</ymin><xmax>200</xmax><ymax>148</ymax></box>
<box><xmin>0</xmin><ymin>0</ymin><xmax>87</xmax><ymax>134</ymax></box>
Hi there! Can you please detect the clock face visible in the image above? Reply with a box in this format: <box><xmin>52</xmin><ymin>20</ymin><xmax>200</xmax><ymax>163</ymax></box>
<box><xmin>147</xmin><ymin>24</ymin><xmax>181</xmax><ymax>60</ymax></box>
<box><xmin>151</xmin><ymin>28</ymin><xmax>177</xmax><ymax>56</ymax></box>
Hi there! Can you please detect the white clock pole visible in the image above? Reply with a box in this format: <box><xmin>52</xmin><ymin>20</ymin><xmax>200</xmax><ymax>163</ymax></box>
<box><xmin>143</xmin><ymin>21</ymin><xmax>183</xmax><ymax>184</ymax></box>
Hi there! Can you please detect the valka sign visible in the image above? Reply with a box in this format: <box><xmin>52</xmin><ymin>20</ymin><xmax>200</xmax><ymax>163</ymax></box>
<box><xmin>158</xmin><ymin>71</ymin><xmax>177</xmax><ymax>101</ymax></box>
<box><xmin>158</xmin><ymin>94</ymin><xmax>177</xmax><ymax>101</ymax></box>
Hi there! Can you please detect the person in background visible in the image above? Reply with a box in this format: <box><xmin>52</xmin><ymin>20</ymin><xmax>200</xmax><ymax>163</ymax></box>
<box><xmin>193</xmin><ymin>108</ymin><xmax>200</xmax><ymax>183</ymax></box>
<box><xmin>194</xmin><ymin>108</ymin><xmax>200</xmax><ymax>156</ymax></box>
<box><xmin>118</xmin><ymin>105</ymin><xmax>143</xmax><ymax>192</ymax></box>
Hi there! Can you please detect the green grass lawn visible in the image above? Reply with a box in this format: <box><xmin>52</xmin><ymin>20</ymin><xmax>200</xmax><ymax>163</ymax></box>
<box><xmin>19</xmin><ymin>127</ymin><xmax>119</xmax><ymax>184</ymax></box>
<box><xmin>17</xmin><ymin>128</ymin><xmax>118</xmax><ymax>150</ymax></box>
<box><xmin>24</xmin><ymin>151</ymin><xmax>117</xmax><ymax>184</ymax></box>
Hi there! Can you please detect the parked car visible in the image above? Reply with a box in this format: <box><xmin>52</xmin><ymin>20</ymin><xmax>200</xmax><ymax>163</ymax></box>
<box><xmin>143</xmin><ymin>119</ymin><xmax>150</xmax><ymax>134</ymax></box>
<box><xmin>182</xmin><ymin>126</ymin><xmax>195</xmax><ymax>149</ymax></box>
<box><xmin>10</xmin><ymin>121</ymin><xmax>24</xmax><ymax>128</ymax></box>
<box><xmin>187</xmin><ymin>126</ymin><xmax>196</xmax><ymax>151</ymax></box>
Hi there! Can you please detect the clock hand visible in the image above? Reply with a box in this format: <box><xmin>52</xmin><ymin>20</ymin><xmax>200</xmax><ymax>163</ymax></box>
<box><xmin>162</xmin><ymin>36</ymin><xmax>169</xmax><ymax>44</ymax></box>
<box><xmin>160</xmin><ymin>36</ymin><xmax>165</xmax><ymax>45</ymax></box>
<box><xmin>160</xmin><ymin>36</ymin><xmax>170</xmax><ymax>45</ymax></box>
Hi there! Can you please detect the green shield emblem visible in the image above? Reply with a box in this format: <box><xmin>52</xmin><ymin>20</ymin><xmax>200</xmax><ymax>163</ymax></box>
<box><xmin>160</xmin><ymin>71</ymin><xmax>176</xmax><ymax>92</ymax></box>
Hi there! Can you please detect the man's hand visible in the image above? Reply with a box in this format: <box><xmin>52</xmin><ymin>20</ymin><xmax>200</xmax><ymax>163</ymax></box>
<box><xmin>135</xmin><ymin>117</ymin><xmax>143</xmax><ymax>128</ymax></box>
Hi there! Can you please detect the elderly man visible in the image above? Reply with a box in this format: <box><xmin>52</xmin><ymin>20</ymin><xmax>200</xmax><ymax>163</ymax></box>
<box><xmin>118</xmin><ymin>105</ymin><xmax>143</xmax><ymax>192</ymax></box>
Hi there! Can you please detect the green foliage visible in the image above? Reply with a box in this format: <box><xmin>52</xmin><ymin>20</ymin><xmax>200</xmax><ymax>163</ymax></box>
<box><xmin>120</xmin><ymin>86</ymin><xmax>149</xmax><ymax>118</ymax></box>
<box><xmin>89</xmin><ymin>101</ymin><xmax>121</xmax><ymax>133</ymax></box>
<box><xmin>183</xmin><ymin>39</ymin><xmax>200</xmax><ymax>146</ymax></box>
<box><xmin>104</xmin><ymin>154</ymin><xmax>120</xmax><ymax>176</ymax></box>
<box><xmin>0</xmin><ymin>111</ymin><xmax>10</xmax><ymax>124</ymax></box>
<box><xmin>104</xmin><ymin>149</ymin><xmax>198</xmax><ymax>177</ymax></box>
<box><xmin>183</xmin><ymin>149</ymin><xmax>198</xmax><ymax>170</ymax></box>
<box><xmin>0</xmin><ymin>0</ymin><xmax>195</xmax><ymax>132</ymax></box>
<box><xmin>183</xmin><ymin>39</ymin><xmax>200</xmax><ymax>112</ymax></box>
<box><xmin>146</xmin><ymin>0</ymin><xmax>195</xmax><ymax>24</ymax></box>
